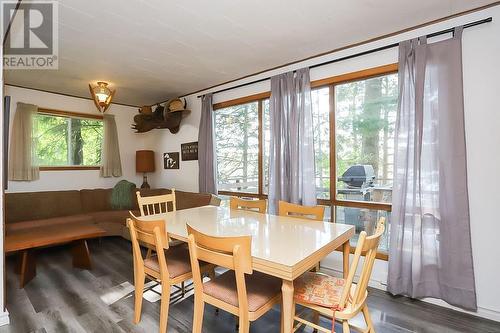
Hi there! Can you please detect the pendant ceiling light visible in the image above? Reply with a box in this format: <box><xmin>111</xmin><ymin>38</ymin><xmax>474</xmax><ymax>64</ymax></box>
<box><xmin>89</xmin><ymin>81</ymin><xmax>115</xmax><ymax>113</ymax></box>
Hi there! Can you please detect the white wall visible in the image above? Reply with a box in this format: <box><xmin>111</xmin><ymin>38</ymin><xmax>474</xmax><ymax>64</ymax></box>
<box><xmin>150</xmin><ymin>101</ymin><xmax>202</xmax><ymax>192</ymax></box>
<box><xmin>5</xmin><ymin>86</ymin><xmax>157</xmax><ymax>192</ymax></box>
<box><xmin>151</xmin><ymin>5</ymin><xmax>500</xmax><ymax>321</ymax></box>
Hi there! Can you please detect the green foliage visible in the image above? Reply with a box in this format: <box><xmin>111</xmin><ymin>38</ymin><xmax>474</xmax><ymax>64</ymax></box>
<box><xmin>34</xmin><ymin>114</ymin><xmax>103</xmax><ymax>166</ymax></box>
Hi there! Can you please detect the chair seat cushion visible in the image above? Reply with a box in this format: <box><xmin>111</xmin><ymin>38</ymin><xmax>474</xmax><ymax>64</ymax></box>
<box><xmin>203</xmin><ymin>270</ymin><xmax>281</xmax><ymax>312</ymax></box>
<box><xmin>144</xmin><ymin>244</ymin><xmax>193</xmax><ymax>279</ymax></box>
<box><xmin>294</xmin><ymin>272</ymin><xmax>346</xmax><ymax>310</ymax></box>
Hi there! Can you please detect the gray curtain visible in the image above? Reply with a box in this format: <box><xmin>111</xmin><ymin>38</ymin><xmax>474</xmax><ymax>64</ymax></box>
<box><xmin>388</xmin><ymin>27</ymin><xmax>477</xmax><ymax>311</ymax></box>
<box><xmin>198</xmin><ymin>93</ymin><xmax>217</xmax><ymax>194</ymax></box>
<box><xmin>100</xmin><ymin>114</ymin><xmax>122</xmax><ymax>177</ymax></box>
<box><xmin>268</xmin><ymin>68</ymin><xmax>316</xmax><ymax>214</ymax></box>
<box><xmin>9</xmin><ymin>102</ymin><xmax>39</xmax><ymax>181</ymax></box>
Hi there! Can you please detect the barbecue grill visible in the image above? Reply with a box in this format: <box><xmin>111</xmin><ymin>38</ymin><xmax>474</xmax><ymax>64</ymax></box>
<box><xmin>337</xmin><ymin>165</ymin><xmax>376</xmax><ymax>232</ymax></box>
<box><xmin>338</xmin><ymin>164</ymin><xmax>375</xmax><ymax>189</ymax></box>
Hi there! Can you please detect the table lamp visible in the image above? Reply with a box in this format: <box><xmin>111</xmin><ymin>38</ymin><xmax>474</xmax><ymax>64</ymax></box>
<box><xmin>136</xmin><ymin>150</ymin><xmax>155</xmax><ymax>189</ymax></box>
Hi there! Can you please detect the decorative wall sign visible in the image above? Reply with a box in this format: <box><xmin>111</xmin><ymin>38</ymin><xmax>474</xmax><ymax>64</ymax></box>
<box><xmin>181</xmin><ymin>141</ymin><xmax>198</xmax><ymax>161</ymax></box>
<box><xmin>163</xmin><ymin>152</ymin><xmax>180</xmax><ymax>169</ymax></box>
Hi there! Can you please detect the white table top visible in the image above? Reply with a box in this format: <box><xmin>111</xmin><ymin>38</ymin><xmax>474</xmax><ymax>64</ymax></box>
<box><xmin>140</xmin><ymin>205</ymin><xmax>354</xmax><ymax>280</ymax></box>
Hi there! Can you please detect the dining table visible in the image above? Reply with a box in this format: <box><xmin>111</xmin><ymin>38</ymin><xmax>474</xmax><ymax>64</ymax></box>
<box><xmin>140</xmin><ymin>205</ymin><xmax>355</xmax><ymax>333</ymax></box>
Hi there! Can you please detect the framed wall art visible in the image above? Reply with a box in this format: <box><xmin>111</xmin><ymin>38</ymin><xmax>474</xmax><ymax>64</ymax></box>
<box><xmin>163</xmin><ymin>152</ymin><xmax>180</xmax><ymax>169</ymax></box>
<box><xmin>181</xmin><ymin>141</ymin><xmax>198</xmax><ymax>161</ymax></box>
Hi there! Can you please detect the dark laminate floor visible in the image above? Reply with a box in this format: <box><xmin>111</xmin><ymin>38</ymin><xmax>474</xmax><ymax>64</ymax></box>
<box><xmin>1</xmin><ymin>237</ymin><xmax>499</xmax><ymax>333</ymax></box>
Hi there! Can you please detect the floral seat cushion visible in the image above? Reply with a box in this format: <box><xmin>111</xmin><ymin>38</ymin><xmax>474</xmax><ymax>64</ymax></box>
<box><xmin>294</xmin><ymin>272</ymin><xmax>346</xmax><ymax>310</ymax></box>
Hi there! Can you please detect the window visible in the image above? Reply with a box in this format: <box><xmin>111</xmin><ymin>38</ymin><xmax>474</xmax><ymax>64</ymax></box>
<box><xmin>331</xmin><ymin>72</ymin><xmax>397</xmax><ymax>253</ymax></box>
<box><xmin>262</xmin><ymin>100</ymin><xmax>270</xmax><ymax>194</ymax></box>
<box><xmin>34</xmin><ymin>111</ymin><xmax>103</xmax><ymax>167</ymax></box>
<box><xmin>335</xmin><ymin>74</ymin><xmax>398</xmax><ymax>204</ymax></box>
<box><xmin>312</xmin><ymin>87</ymin><xmax>331</xmax><ymax>199</ymax></box>
<box><xmin>213</xmin><ymin>64</ymin><xmax>397</xmax><ymax>256</ymax></box>
<box><xmin>335</xmin><ymin>207</ymin><xmax>390</xmax><ymax>254</ymax></box>
<box><xmin>215</xmin><ymin>102</ymin><xmax>259</xmax><ymax>193</ymax></box>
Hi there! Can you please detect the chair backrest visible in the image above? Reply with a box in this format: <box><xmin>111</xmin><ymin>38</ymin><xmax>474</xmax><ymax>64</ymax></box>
<box><xmin>136</xmin><ymin>189</ymin><xmax>176</xmax><ymax>216</ymax></box>
<box><xmin>229</xmin><ymin>196</ymin><xmax>267</xmax><ymax>213</ymax></box>
<box><xmin>127</xmin><ymin>212</ymin><xmax>170</xmax><ymax>277</ymax></box>
<box><xmin>187</xmin><ymin>224</ymin><xmax>252</xmax><ymax>313</ymax></box>
<box><xmin>339</xmin><ymin>217</ymin><xmax>386</xmax><ymax>309</ymax></box>
<box><xmin>278</xmin><ymin>200</ymin><xmax>325</xmax><ymax>221</ymax></box>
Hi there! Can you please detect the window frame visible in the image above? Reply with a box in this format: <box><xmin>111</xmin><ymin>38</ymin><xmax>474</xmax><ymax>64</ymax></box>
<box><xmin>214</xmin><ymin>95</ymin><xmax>269</xmax><ymax>199</ymax></box>
<box><xmin>321</xmin><ymin>65</ymin><xmax>397</xmax><ymax>214</ymax></box>
<box><xmin>36</xmin><ymin>108</ymin><xmax>104</xmax><ymax>171</ymax></box>
<box><xmin>213</xmin><ymin>64</ymin><xmax>398</xmax><ymax>260</ymax></box>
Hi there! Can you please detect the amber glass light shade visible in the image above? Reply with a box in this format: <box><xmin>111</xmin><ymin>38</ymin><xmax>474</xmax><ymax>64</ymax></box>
<box><xmin>88</xmin><ymin>81</ymin><xmax>115</xmax><ymax>113</ymax></box>
<box><xmin>136</xmin><ymin>150</ymin><xmax>155</xmax><ymax>173</ymax></box>
<box><xmin>94</xmin><ymin>82</ymin><xmax>111</xmax><ymax>106</ymax></box>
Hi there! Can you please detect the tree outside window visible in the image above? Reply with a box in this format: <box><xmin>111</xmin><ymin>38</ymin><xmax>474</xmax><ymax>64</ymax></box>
<box><xmin>34</xmin><ymin>113</ymin><xmax>103</xmax><ymax>166</ymax></box>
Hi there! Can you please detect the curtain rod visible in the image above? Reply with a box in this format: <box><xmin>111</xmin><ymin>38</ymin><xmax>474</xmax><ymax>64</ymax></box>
<box><xmin>197</xmin><ymin>17</ymin><xmax>492</xmax><ymax>99</ymax></box>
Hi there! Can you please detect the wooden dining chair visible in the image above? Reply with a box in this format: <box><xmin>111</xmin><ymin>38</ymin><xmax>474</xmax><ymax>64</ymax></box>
<box><xmin>230</xmin><ymin>196</ymin><xmax>267</xmax><ymax>213</ymax></box>
<box><xmin>278</xmin><ymin>200</ymin><xmax>325</xmax><ymax>271</ymax></box>
<box><xmin>293</xmin><ymin>217</ymin><xmax>386</xmax><ymax>333</ymax></box>
<box><xmin>127</xmin><ymin>213</ymin><xmax>214</xmax><ymax>333</ymax></box>
<box><xmin>136</xmin><ymin>189</ymin><xmax>176</xmax><ymax>216</ymax></box>
<box><xmin>136</xmin><ymin>189</ymin><xmax>184</xmax><ymax>252</ymax></box>
<box><xmin>186</xmin><ymin>224</ymin><xmax>282</xmax><ymax>333</ymax></box>
<box><xmin>278</xmin><ymin>200</ymin><xmax>325</xmax><ymax>221</ymax></box>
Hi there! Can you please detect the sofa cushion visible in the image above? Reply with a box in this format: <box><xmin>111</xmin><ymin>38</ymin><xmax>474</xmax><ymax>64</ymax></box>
<box><xmin>80</xmin><ymin>189</ymin><xmax>113</xmax><ymax>213</ymax></box>
<box><xmin>6</xmin><ymin>214</ymin><xmax>94</xmax><ymax>233</ymax></box>
<box><xmin>5</xmin><ymin>188</ymin><xmax>218</xmax><ymax>235</ymax></box>
<box><xmin>5</xmin><ymin>190</ymin><xmax>83</xmax><ymax>224</ymax></box>
<box><xmin>176</xmin><ymin>190</ymin><xmax>213</xmax><ymax>210</ymax></box>
<box><xmin>87</xmin><ymin>210</ymin><xmax>137</xmax><ymax>225</ymax></box>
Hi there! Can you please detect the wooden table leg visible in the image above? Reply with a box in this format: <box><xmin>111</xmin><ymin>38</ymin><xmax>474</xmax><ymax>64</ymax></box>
<box><xmin>71</xmin><ymin>240</ymin><xmax>92</xmax><ymax>269</ymax></box>
<box><xmin>17</xmin><ymin>250</ymin><xmax>36</xmax><ymax>288</ymax></box>
<box><xmin>281</xmin><ymin>279</ymin><xmax>295</xmax><ymax>333</ymax></box>
<box><xmin>342</xmin><ymin>241</ymin><xmax>350</xmax><ymax>279</ymax></box>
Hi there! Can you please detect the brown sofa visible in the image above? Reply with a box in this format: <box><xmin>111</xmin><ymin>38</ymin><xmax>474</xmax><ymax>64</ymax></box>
<box><xmin>5</xmin><ymin>188</ymin><xmax>220</xmax><ymax>238</ymax></box>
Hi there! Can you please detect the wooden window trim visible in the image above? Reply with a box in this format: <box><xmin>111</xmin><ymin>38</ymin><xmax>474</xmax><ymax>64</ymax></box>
<box><xmin>311</xmin><ymin>63</ymin><xmax>398</xmax><ymax>88</ymax></box>
<box><xmin>213</xmin><ymin>92</ymin><xmax>270</xmax><ymax>110</ymax></box>
<box><xmin>212</xmin><ymin>63</ymin><xmax>398</xmax><ymax>111</ymax></box>
<box><xmin>40</xmin><ymin>166</ymin><xmax>101</xmax><ymax>171</ymax></box>
<box><xmin>38</xmin><ymin>107</ymin><xmax>104</xmax><ymax>120</ymax></box>
<box><xmin>333</xmin><ymin>199</ymin><xmax>392</xmax><ymax>212</ymax></box>
<box><xmin>36</xmin><ymin>109</ymin><xmax>104</xmax><ymax>171</ymax></box>
<box><xmin>218</xmin><ymin>191</ymin><xmax>264</xmax><ymax>199</ymax></box>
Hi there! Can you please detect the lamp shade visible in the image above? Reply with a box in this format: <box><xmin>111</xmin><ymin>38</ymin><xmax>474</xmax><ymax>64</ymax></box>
<box><xmin>136</xmin><ymin>150</ymin><xmax>155</xmax><ymax>173</ymax></box>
